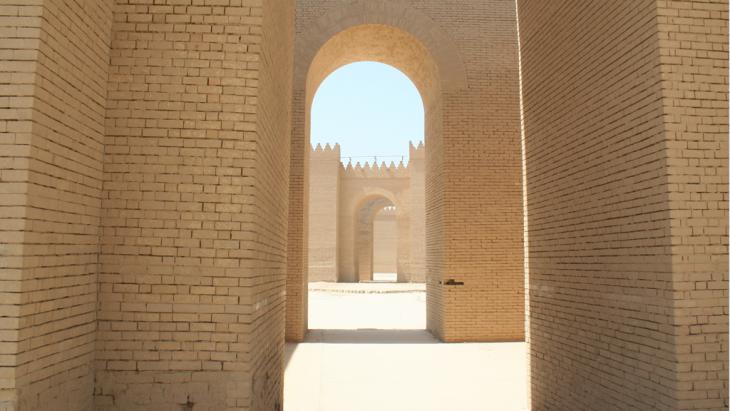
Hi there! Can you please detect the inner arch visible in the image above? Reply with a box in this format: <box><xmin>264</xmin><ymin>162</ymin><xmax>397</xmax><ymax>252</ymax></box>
<box><xmin>306</xmin><ymin>24</ymin><xmax>442</xmax><ymax>110</ymax></box>
<box><xmin>311</xmin><ymin>62</ymin><xmax>424</xmax><ymax>163</ymax></box>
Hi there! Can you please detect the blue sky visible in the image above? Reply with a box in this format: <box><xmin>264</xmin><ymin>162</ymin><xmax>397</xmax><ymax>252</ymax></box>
<box><xmin>311</xmin><ymin>62</ymin><xmax>424</xmax><ymax>164</ymax></box>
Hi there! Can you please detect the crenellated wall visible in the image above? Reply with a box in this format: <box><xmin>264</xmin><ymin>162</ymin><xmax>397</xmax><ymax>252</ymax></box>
<box><xmin>307</xmin><ymin>143</ymin><xmax>341</xmax><ymax>282</ymax></box>
<box><xmin>308</xmin><ymin>142</ymin><xmax>425</xmax><ymax>283</ymax></box>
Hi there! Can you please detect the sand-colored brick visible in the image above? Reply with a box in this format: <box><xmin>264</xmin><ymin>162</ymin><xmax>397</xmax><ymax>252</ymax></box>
<box><xmin>95</xmin><ymin>0</ymin><xmax>294</xmax><ymax>409</ymax></box>
<box><xmin>518</xmin><ymin>0</ymin><xmax>728</xmax><ymax>409</ymax></box>
<box><xmin>307</xmin><ymin>142</ymin><xmax>425</xmax><ymax>284</ymax></box>
<box><xmin>0</xmin><ymin>1</ymin><xmax>111</xmax><ymax>409</ymax></box>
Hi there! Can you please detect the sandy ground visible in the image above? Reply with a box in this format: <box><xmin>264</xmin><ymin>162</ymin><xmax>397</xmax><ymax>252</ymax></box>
<box><xmin>283</xmin><ymin>283</ymin><xmax>528</xmax><ymax>411</ymax></box>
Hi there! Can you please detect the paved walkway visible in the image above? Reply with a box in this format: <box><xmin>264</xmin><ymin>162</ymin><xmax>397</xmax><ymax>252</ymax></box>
<box><xmin>284</xmin><ymin>283</ymin><xmax>528</xmax><ymax>411</ymax></box>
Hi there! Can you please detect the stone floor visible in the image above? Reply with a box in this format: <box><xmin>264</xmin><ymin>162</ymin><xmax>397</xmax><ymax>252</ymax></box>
<box><xmin>284</xmin><ymin>283</ymin><xmax>528</xmax><ymax>411</ymax></box>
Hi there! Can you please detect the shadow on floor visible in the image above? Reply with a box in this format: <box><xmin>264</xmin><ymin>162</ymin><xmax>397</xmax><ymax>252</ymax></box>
<box><xmin>304</xmin><ymin>328</ymin><xmax>437</xmax><ymax>344</ymax></box>
<box><xmin>284</xmin><ymin>328</ymin><xmax>438</xmax><ymax>371</ymax></box>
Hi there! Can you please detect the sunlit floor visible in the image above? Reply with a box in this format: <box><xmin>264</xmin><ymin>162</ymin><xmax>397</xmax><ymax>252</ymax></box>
<box><xmin>284</xmin><ymin>282</ymin><xmax>528</xmax><ymax>411</ymax></box>
<box><xmin>372</xmin><ymin>272</ymin><xmax>398</xmax><ymax>282</ymax></box>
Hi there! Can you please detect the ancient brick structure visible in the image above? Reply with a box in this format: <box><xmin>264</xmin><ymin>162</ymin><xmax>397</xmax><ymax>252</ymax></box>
<box><xmin>0</xmin><ymin>0</ymin><xmax>726</xmax><ymax>410</ymax></box>
<box><xmin>308</xmin><ymin>142</ymin><xmax>425</xmax><ymax>283</ymax></box>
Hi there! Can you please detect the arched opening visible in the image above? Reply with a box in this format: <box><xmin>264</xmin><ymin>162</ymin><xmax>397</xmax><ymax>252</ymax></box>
<box><xmin>286</xmin><ymin>22</ymin><xmax>442</xmax><ymax>341</ymax></box>
<box><xmin>349</xmin><ymin>194</ymin><xmax>401</xmax><ymax>283</ymax></box>
<box><xmin>372</xmin><ymin>205</ymin><xmax>398</xmax><ymax>282</ymax></box>
<box><xmin>353</xmin><ymin>196</ymin><xmax>394</xmax><ymax>283</ymax></box>
<box><xmin>285</xmin><ymin>7</ymin><xmax>528</xmax><ymax>404</ymax></box>
<box><xmin>306</xmin><ymin>61</ymin><xmax>425</xmax><ymax>289</ymax></box>
<box><xmin>310</xmin><ymin>61</ymin><xmax>423</xmax><ymax>165</ymax></box>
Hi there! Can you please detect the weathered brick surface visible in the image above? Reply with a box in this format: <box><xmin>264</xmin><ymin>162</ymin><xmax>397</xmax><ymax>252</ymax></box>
<box><xmin>96</xmin><ymin>0</ymin><xmax>293</xmax><ymax>409</ymax></box>
<box><xmin>518</xmin><ymin>0</ymin><xmax>727</xmax><ymax>409</ymax></box>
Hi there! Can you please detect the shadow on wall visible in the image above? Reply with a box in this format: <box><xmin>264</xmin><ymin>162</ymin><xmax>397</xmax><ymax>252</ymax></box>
<box><xmin>305</xmin><ymin>329</ymin><xmax>437</xmax><ymax>344</ymax></box>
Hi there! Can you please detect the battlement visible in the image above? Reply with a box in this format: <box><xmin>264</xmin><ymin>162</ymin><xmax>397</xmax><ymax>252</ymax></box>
<box><xmin>341</xmin><ymin>160</ymin><xmax>409</xmax><ymax>178</ymax></box>
<box><xmin>311</xmin><ymin>141</ymin><xmax>425</xmax><ymax>178</ymax></box>
<box><xmin>409</xmin><ymin>141</ymin><xmax>425</xmax><ymax>159</ymax></box>
<box><xmin>310</xmin><ymin>142</ymin><xmax>341</xmax><ymax>158</ymax></box>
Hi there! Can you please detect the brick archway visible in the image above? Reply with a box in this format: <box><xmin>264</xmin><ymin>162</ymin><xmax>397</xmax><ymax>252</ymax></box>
<box><xmin>351</xmin><ymin>195</ymin><xmax>395</xmax><ymax>283</ymax></box>
<box><xmin>286</xmin><ymin>0</ymin><xmax>526</xmax><ymax>345</ymax></box>
<box><xmin>286</xmin><ymin>20</ymin><xmax>447</xmax><ymax>341</ymax></box>
<box><xmin>293</xmin><ymin>0</ymin><xmax>467</xmax><ymax>93</ymax></box>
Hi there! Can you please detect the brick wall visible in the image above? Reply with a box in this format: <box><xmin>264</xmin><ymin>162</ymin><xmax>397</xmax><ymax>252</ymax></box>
<box><xmin>423</xmin><ymin>0</ymin><xmax>524</xmax><ymax>342</ymax></box>
<box><xmin>307</xmin><ymin>144</ymin><xmax>340</xmax><ymax>282</ymax></box>
<box><xmin>249</xmin><ymin>0</ymin><xmax>294</xmax><ymax>407</ymax></box>
<box><xmin>656</xmin><ymin>1</ymin><xmax>728</xmax><ymax>408</ymax></box>
<box><xmin>408</xmin><ymin>143</ymin><xmax>425</xmax><ymax>282</ymax></box>
<box><xmin>0</xmin><ymin>0</ymin><xmax>112</xmax><ymax>410</ymax></box>
<box><xmin>0</xmin><ymin>3</ymin><xmax>42</xmax><ymax>407</ymax></box>
<box><xmin>250</xmin><ymin>0</ymin><xmax>294</xmax><ymax>408</ymax></box>
<box><xmin>425</xmin><ymin>85</ymin><xmax>445</xmax><ymax>337</ymax></box>
<box><xmin>519</xmin><ymin>0</ymin><xmax>727</xmax><ymax>409</ymax></box>
<box><xmin>96</xmin><ymin>0</ymin><xmax>293</xmax><ymax>409</ymax></box>
<box><xmin>285</xmin><ymin>88</ymin><xmax>307</xmax><ymax>341</ymax></box>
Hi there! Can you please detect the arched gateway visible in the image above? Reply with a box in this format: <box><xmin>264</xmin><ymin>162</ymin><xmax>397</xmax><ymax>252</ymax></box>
<box><xmin>286</xmin><ymin>2</ymin><xmax>526</xmax><ymax>346</ymax></box>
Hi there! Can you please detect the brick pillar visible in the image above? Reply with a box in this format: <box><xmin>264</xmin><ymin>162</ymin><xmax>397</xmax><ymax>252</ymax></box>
<box><xmin>307</xmin><ymin>144</ymin><xmax>341</xmax><ymax>282</ymax></box>
<box><xmin>408</xmin><ymin>143</ymin><xmax>426</xmax><ymax>282</ymax></box>
<box><xmin>0</xmin><ymin>1</ymin><xmax>112</xmax><ymax>409</ymax></box>
<box><xmin>426</xmin><ymin>1</ymin><xmax>525</xmax><ymax>342</ymax></box>
<box><xmin>97</xmin><ymin>1</ymin><xmax>295</xmax><ymax>409</ymax></box>
<box><xmin>286</xmin><ymin>89</ymin><xmax>308</xmax><ymax>342</ymax></box>
<box><xmin>518</xmin><ymin>0</ymin><xmax>728</xmax><ymax>408</ymax></box>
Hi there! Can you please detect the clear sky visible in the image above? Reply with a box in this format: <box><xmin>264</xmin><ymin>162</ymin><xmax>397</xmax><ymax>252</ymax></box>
<box><xmin>311</xmin><ymin>62</ymin><xmax>424</xmax><ymax>164</ymax></box>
